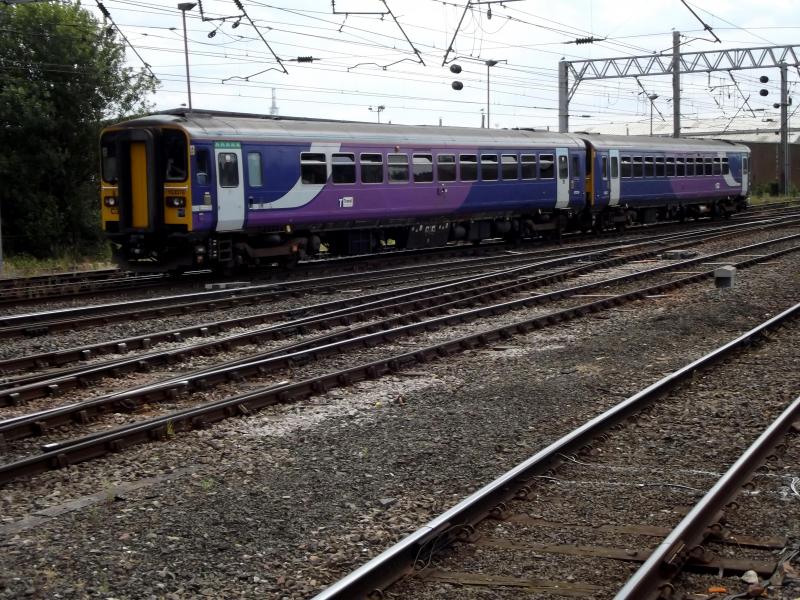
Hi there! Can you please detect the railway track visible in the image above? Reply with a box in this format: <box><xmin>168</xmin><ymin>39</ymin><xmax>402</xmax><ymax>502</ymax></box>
<box><xmin>0</xmin><ymin>204</ymin><xmax>795</xmax><ymax>307</ymax></box>
<box><xmin>311</xmin><ymin>304</ymin><xmax>800</xmax><ymax>599</ymax></box>
<box><xmin>1</xmin><ymin>214</ymin><xmax>797</xmax><ymax>341</ymax></box>
<box><xmin>0</xmin><ymin>227</ymin><xmax>797</xmax><ymax>483</ymax></box>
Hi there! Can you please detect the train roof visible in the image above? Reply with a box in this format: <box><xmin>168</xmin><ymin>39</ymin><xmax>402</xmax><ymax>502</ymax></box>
<box><xmin>576</xmin><ymin>133</ymin><xmax>750</xmax><ymax>154</ymax></box>
<box><xmin>112</xmin><ymin>109</ymin><xmax>587</xmax><ymax>148</ymax></box>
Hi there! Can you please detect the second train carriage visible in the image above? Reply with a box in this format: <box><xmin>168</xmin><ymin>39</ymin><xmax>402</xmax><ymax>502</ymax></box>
<box><xmin>99</xmin><ymin>110</ymin><xmax>750</xmax><ymax>271</ymax></box>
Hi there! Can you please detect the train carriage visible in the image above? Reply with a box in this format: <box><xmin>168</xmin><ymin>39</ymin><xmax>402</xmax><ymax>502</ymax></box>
<box><xmin>99</xmin><ymin>109</ymin><xmax>749</xmax><ymax>272</ymax></box>
<box><xmin>579</xmin><ymin>134</ymin><xmax>750</xmax><ymax>228</ymax></box>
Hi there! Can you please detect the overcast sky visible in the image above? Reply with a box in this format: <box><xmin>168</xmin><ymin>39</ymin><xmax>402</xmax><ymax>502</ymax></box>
<box><xmin>88</xmin><ymin>0</ymin><xmax>800</xmax><ymax>135</ymax></box>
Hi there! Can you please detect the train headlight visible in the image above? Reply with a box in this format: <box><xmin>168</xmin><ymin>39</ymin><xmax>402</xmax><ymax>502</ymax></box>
<box><xmin>166</xmin><ymin>196</ymin><xmax>186</xmax><ymax>208</ymax></box>
<box><xmin>104</xmin><ymin>196</ymin><xmax>117</xmax><ymax>207</ymax></box>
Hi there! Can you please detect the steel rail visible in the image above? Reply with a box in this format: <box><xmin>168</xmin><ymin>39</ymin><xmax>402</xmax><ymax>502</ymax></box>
<box><xmin>1</xmin><ymin>236</ymin><xmax>797</xmax><ymax>442</ymax></box>
<box><xmin>310</xmin><ymin>301</ymin><xmax>800</xmax><ymax>600</ymax></box>
<box><xmin>1</xmin><ymin>216</ymin><xmax>795</xmax><ymax>374</ymax></box>
<box><xmin>0</xmin><ymin>215</ymin><xmax>791</xmax><ymax>335</ymax></box>
<box><xmin>615</xmin><ymin>393</ymin><xmax>800</xmax><ymax>600</ymax></box>
<box><xmin>0</xmin><ymin>246</ymin><xmax>604</xmax><ymax>336</ymax></box>
<box><xmin>0</xmin><ymin>245</ymin><xmax>797</xmax><ymax>484</ymax></box>
<box><xmin>1</xmin><ymin>231</ymin><xmax>796</xmax><ymax>413</ymax></box>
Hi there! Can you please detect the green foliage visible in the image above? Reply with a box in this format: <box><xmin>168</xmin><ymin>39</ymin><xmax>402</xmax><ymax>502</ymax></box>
<box><xmin>0</xmin><ymin>1</ymin><xmax>156</xmax><ymax>258</ymax></box>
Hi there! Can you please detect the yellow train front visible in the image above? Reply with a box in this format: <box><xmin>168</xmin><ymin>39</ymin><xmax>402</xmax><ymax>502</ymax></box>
<box><xmin>100</xmin><ymin>118</ymin><xmax>200</xmax><ymax>271</ymax></box>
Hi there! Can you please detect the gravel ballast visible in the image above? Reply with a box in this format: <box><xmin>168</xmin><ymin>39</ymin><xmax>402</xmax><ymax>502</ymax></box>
<box><xmin>0</xmin><ymin>247</ymin><xmax>798</xmax><ymax>599</ymax></box>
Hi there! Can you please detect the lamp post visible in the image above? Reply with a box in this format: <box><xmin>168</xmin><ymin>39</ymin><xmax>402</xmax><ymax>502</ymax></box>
<box><xmin>369</xmin><ymin>105</ymin><xmax>385</xmax><ymax>123</ymax></box>
<box><xmin>178</xmin><ymin>3</ymin><xmax>196</xmax><ymax>111</ymax></box>
<box><xmin>485</xmin><ymin>60</ymin><xmax>498</xmax><ymax>128</ymax></box>
<box><xmin>648</xmin><ymin>93</ymin><xmax>659</xmax><ymax>136</ymax></box>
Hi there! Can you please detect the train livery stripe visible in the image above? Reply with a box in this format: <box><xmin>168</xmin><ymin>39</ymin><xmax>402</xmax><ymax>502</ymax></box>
<box><xmin>130</xmin><ymin>142</ymin><xmax>149</xmax><ymax>229</ymax></box>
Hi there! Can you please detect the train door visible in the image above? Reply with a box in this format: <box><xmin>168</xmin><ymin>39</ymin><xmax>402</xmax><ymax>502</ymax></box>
<box><xmin>742</xmin><ymin>155</ymin><xmax>749</xmax><ymax>195</ymax></box>
<box><xmin>608</xmin><ymin>149</ymin><xmax>621</xmax><ymax>206</ymax></box>
<box><xmin>555</xmin><ymin>147</ymin><xmax>569</xmax><ymax>208</ymax></box>
<box><xmin>215</xmin><ymin>142</ymin><xmax>245</xmax><ymax>231</ymax></box>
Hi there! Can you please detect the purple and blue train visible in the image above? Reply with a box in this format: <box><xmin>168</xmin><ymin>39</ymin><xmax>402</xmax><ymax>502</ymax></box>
<box><xmin>100</xmin><ymin>109</ymin><xmax>751</xmax><ymax>271</ymax></box>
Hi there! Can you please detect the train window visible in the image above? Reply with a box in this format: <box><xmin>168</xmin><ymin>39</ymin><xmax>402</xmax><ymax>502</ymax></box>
<box><xmin>620</xmin><ymin>156</ymin><xmax>632</xmax><ymax>178</ymax></box>
<box><xmin>558</xmin><ymin>155</ymin><xmax>568</xmax><ymax>179</ymax></box>
<box><xmin>501</xmin><ymin>154</ymin><xmax>518</xmax><ymax>180</ymax></box>
<box><xmin>676</xmin><ymin>158</ymin><xmax>685</xmax><ymax>177</ymax></box>
<box><xmin>686</xmin><ymin>157</ymin><xmax>694</xmax><ymax>176</ymax></box>
<box><xmin>218</xmin><ymin>152</ymin><xmax>239</xmax><ymax>188</ymax></box>
<box><xmin>101</xmin><ymin>141</ymin><xmax>118</xmax><ymax>184</ymax></box>
<box><xmin>196</xmin><ymin>149</ymin><xmax>210</xmax><ymax>185</ymax></box>
<box><xmin>704</xmin><ymin>158</ymin><xmax>713</xmax><ymax>176</ymax></box>
<box><xmin>712</xmin><ymin>158</ymin><xmax>721</xmax><ymax>175</ymax></box>
<box><xmin>666</xmin><ymin>157</ymin><xmax>675</xmax><ymax>176</ymax></box>
<box><xmin>437</xmin><ymin>154</ymin><xmax>456</xmax><ymax>182</ymax></box>
<box><xmin>481</xmin><ymin>154</ymin><xmax>498</xmax><ymax>181</ymax></box>
<box><xmin>388</xmin><ymin>153</ymin><xmax>409</xmax><ymax>183</ymax></box>
<box><xmin>413</xmin><ymin>154</ymin><xmax>434</xmax><ymax>183</ymax></box>
<box><xmin>611</xmin><ymin>156</ymin><xmax>619</xmax><ymax>178</ymax></box>
<box><xmin>571</xmin><ymin>155</ymin><xmax>580</xmax><ymax>179</ymax></box>
<box><xmin>247</xmin><ymin>152</ymin><xmax>263</xmax><ymax>187</ymax></box>
<box><xmin>539</xmin><ymin>154</ymin><xmax>554</xmax><ymax>179</ymax></box>
<box><xmin>520</xmin><ymin>154</ymin><xmax>537</xmax><ymax>179</ymax></box>
<box><xmin>601</xmin><ymin>156</ymin><xmax>608</xmax><ymax>180</ymax></box>
<box><xmin>743</xmin><ymin>157</ymin><xmax>749</xmax><ymax>174</ymax></box>
<box><xmin>633</xmin><ymin>157</ymin><xmax>643</xmax><ymax>178</ymax></box>
<box><xmin>644</xmin><ymin>156</ymin><xmax>654</xmax><ymax>178</ymax></box>
<box><xmin>655</xmin><ymin>157</ymin><xmax>665</xmax><ymax>177</ymax></box>
<box><xmin>722</xmin><ymin>157</ymin><xmax>730</xmax><ymax>175</ymax></box>
<box><xmin>301</xmin><ymin>152</ymin><xmax>327</xmax><ymax>184</ymax></box>
<box><xmin>460</xmin><ymin>154</ymin><xmax>478</xmax><ymax>181</ymax></box>
<box><xmin>360</xmin><ymin>153</ymin><xmax>383</xmax><ymax>184</ymax></box>
<box><xmin>332</xmin><ymin>153</ymin><xmax>356</xmax><ymax>184</ymax></box>
<box><xmin>164</xmin><ymin>130</ymin><xmax>188</xmax><ymax>182</ymax></box>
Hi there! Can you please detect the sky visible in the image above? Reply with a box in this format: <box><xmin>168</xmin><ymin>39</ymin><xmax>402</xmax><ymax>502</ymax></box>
<box><xmin>83</xmin><ymin>0</ymin><xmax>800</xmax><ymax>136</ymax></box>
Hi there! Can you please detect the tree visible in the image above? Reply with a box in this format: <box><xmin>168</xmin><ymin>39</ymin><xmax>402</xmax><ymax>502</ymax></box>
<box><xmin>0</xmin><ymin>1</ymin><xmax>156</xmax><ymax>258</ymax></box>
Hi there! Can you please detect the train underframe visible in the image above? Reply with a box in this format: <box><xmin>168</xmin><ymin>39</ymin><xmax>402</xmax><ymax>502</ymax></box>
<box><xmin>111</xmin><ymin>194</ymin><xmax>748</xmax><ymax>273</ymax></box>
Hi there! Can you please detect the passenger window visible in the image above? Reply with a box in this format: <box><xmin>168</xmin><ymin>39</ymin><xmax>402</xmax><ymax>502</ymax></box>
<box><xmin>520</xmin><ymin>154</ymin><xmax>537</xmax><ymax>179</ymax></box>
<box><xmin>164</xmin><ymin>129</ymin><xmax>188</xmax><ymax>182</ymax></box>
<box><xmin>712</xmin><ymin>158</ymin><xmax>721</xmax><ymax>175</ymax></box>
<box><xmin>676</xmin><ymin>158</ymin><xmax>685</xmax><ymax>177</ymax></box>
<box><xmin>644</xmin><ymin>156</ymin><xmax>654</xmax><ymax>178</ymax></box>
<box><xmin>633</xmin><ymin>157</ymin><xmax>643</xmax><ymax>178</ymax></box>
<box><xmin>413</xmin><ymin>154</ymin><xmax>433</xmax><ymax>183</ymax></box>
<box><xmin>722</xmin><ymin>158</ymin><xmax>730</xmax><ymax>175</ymax></box>
<box><xmin>686</xmin><ymin>157</ymin><xmax>695</xmax><ymax>176</ymax></box>
<box><xmin>218</xmin><ymin>152</ymin><xmax>239</xmax><ymax>188</ymax></box>
<box><xmin>743</xmin><ymin>157</ymin><xmax>749</xmax><ymax>174</ymax></box>
<box><xmin>360</xmin><ymin>153</ymin><xmax>383</xmax><ymax>184</ymax></box>
<box><xmin>621</xmin><ymin>156</ymin><xmax>632</xmax><ymax>178</ymax></box>
<box><xmin>437</xmin><ymin>154</ymin><xmax>456</xmax><ymax>182</ymax></box>
<box><xmin>481</xmin><ymin>154</ymin><xmax>498</xmax><ymax>181</ymax></box>
<box><xmin>196</xmin><ymin>149</ymin><xmax>210</xmax><ymax>185</ymax></box>
<box><xmin>539</xmin><ymin>154</ymin><xmax>554</xmax><ymax>179</ymax></box>
<box><xmin>655</xmin><ymin>157</ymin><xmax>665</xmax><ymax>177</ymax></box>
<box><xmin>300</xmin><ymin>152</ymin><xmax>327</xmax><ymax>184</ymax></box>
<box><xmin>501</xmin><ymin>154</ymin><xmax>518</xmax><ymax>180</ymax></box>
<box><xmin>332</xmin><ymin>153</ymin><xmax>356</xmax><ymax>184</ymax></box>
<box><xmin>388</xmin><ymin>153</ymin><xmax>409</xmax><ymax>183</ymax></box>
<box><xmin>558</xmin><ymin>155</ymin><xmax>568</xmax><ymax>179</ymax></box>
<box><xmin>460</xmin><ymin>154</ymin><xmax>478</xmax><ymax>181</ymax></box>
<box><xmin>611</xmin><ymin>156</ymin><xmax>619</xmax><ymax>178</ymax></box>
<box><xmin>571</xmin><ymin>155</ymin><xmax>580</xmax><ymax>178</ymax></box>
<box><xmin>704</xmin><ymin>158</ymin><xmax>713</xmax><ymax>176</ymax></box>
<box><xmin>247</xmin><ymin>152</ymin><xmax>262</xmax><ymax>187</ymax></box>
<box><xmin>666</xmin><ymin>157</ymin><xmax>675</xmax><ymax>177</ymax></box>
<box><xmin>101</xmin><ymin>141</ymin><xmax>118</xmax><ymax>183</ymax></box>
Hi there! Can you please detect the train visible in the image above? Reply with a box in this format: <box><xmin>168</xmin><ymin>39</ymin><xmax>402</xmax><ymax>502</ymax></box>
<box><xmin>99</xmin><ymin>109</ymin><xmax>751</xmax><ymax>271</ymax></box>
